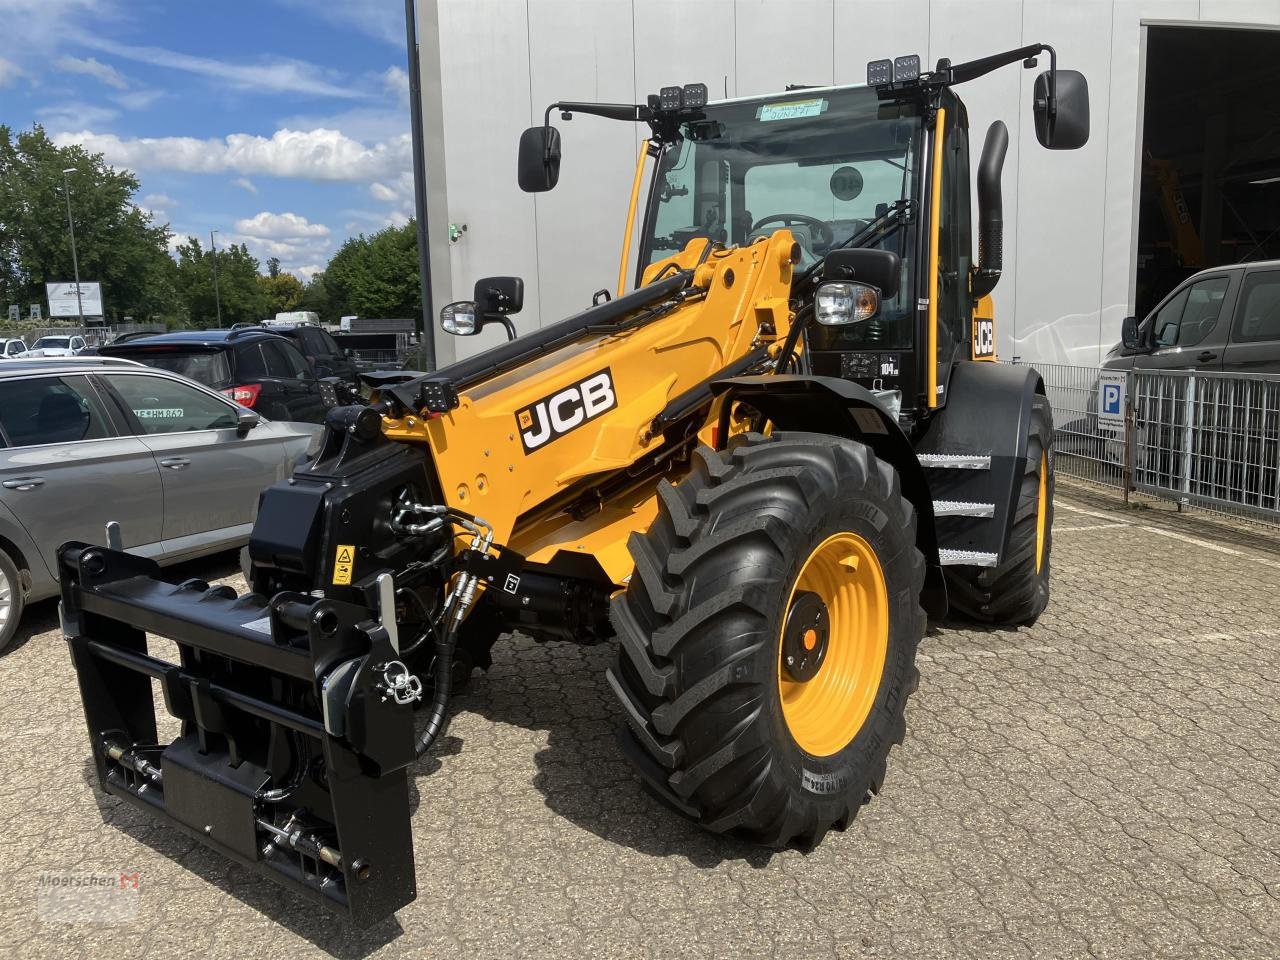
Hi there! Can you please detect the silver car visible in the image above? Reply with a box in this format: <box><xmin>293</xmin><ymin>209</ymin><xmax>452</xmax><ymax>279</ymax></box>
<box><xmin>0</xmin><ymin>357</ymin><xmax>317</xmax><ymax>650</ymax></box>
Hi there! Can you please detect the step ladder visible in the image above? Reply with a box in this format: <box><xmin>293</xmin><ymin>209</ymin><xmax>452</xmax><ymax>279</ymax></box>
<box><xmin>918</xmin><ymin>453</ymin><xmax>999</xmax><ymax>567</ymax></box>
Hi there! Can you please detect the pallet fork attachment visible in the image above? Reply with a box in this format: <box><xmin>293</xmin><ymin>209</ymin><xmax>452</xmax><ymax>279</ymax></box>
<box><xmin>60</xmin><ymin>541</ymin><xmax>419</xmax><ymax>926</ymax></box>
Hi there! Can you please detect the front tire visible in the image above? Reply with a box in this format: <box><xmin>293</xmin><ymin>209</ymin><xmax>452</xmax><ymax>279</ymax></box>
<box><xmin>608</xmin><ymin>433</ymin><xmax>925</xmax><ymax>848</ymax></box>
<box><xmin>945</xmin><ymin>394</ymin><xmax>1054</xmax><ymax>625</ymax></box>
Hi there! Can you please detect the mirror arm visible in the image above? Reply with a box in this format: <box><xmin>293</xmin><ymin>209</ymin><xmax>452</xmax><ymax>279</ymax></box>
<box><xmin>490</xmin><ymin>316</ymin><xmax>518</xmax><ymax>343</ymax></box>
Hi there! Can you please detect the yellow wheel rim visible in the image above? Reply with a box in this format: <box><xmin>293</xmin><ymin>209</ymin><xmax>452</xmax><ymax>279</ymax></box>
<box><xmin>1035</xmin><ymin>451</ymin><xmax>1048</xmax><ymax>574</ymax></box>
<box><xmin>778</xmin><ymin>532</ymin><xmax>889</xmax><ymax>757</ymax></box>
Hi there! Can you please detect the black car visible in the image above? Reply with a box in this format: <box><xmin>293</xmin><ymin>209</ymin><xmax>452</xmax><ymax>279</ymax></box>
<box><xmin>101</xmin><ymin>328</ymin><xmax>331</xmax><ymax>423</ymax></box>
<box><xmin>261</xmin><ymin>324</ymin><xmax>360</xmax><ymax>384</ymax></box>
<box><xmin>1105</xmin><ymin>259</ymin><xmax>1280</xmax><ymax>375</ymax></box>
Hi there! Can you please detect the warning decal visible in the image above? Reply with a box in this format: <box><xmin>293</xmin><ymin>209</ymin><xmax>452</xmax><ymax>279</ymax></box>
<box><xmin>333</xmin><ymin>544</ymin><xmax>355</xmax><ymax>585</ymax></box>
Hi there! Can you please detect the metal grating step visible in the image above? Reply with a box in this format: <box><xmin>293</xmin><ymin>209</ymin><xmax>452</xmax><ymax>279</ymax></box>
<box><xmin>917</xmin><ymin>453</ymin><xmax>991</xmax><ymax>470</ymax></box>
<box><xmin>932</xmin><ymin>500</ymin><xmax>995</xmax><ymax>518</ymax></box>
<box><xmin>938</xmin><ymin>548</ymin><xmax>999</xmax><ymax>567</ymax></box>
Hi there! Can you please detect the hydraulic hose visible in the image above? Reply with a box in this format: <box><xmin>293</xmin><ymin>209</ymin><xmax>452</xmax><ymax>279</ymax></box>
<box><xmin>414</xmin><ymin>620</ymin><xmax>456</xmax><ymax>756</ymax></box>
<box><xmin>776</xmin><ymin>304</ymin><xmax>814</xmax><ymax>374</ymax></box>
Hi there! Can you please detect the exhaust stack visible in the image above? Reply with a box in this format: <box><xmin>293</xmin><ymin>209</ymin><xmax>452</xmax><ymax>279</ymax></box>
<box><xmin>972</xmin><ymin>120</ymin><xmax>1009</xmax><ymax>298</ymax></box>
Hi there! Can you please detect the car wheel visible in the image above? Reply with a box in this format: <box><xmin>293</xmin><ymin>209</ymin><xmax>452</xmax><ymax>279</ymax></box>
<box><xmin>0</xmin><ymin>550</ymin><xmax>26</xmax><ymax>652</ymax></box>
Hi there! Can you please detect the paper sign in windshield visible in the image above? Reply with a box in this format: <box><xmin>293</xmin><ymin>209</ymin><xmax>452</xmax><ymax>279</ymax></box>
<box><xmin>135</xmin><ymin>408</ymin><xmax>183</xmax><ymax>419</ymax></box>
<box><xmin>758</xmin><ymin>98</ymin><xmax>826</xmax><ymax>122</ymax></box>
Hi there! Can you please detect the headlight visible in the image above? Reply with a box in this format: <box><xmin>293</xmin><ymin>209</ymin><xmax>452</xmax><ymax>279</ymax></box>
<box><xmin>440</xmin><ymin>301</ymin><xmax>478</xmax><ymax>335</ymax></box>
<box><xmin>815</xmin><ymin>282</ymin><xmax>879</xmax><ymax>325</ymax></box>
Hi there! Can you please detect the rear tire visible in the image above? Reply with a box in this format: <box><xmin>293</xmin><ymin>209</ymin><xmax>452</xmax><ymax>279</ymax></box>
<box><xmin>945</xmin><ymin>394</ymin><xmax>1053</xmax><ymax>625</ymax></box>
<box><xmin>608</xmin><ymin>433</ymin><xmax>925</xmax><ymax>848</ymax></box>
<box><xmin>0</xmin><ymin>550</ymin><xmax>25</xmax><ymax>652</ymax></box>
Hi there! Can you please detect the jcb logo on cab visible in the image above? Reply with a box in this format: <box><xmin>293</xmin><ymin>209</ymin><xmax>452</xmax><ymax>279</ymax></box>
<box><xmin>516</xmin><ymin>368</ymin><xmax>617</xmax><ymax>452</ymax></box>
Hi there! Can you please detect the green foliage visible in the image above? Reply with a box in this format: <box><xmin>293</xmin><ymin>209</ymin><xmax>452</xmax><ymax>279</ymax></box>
<box><xmin>298</xmin><ymin>272</ymin><xmax>335</xmax><ymax>323</ymax></box>
<box><xmin>173</xmin><ymin>236</ymin><xmax>268</xmax><ymax>327</ymax></box>
<box><xmin>258</xmin><ymin>269</ymin><xmax>305</xmax><ymax>316</ymax></box>
<box><xmin>0</xmin><ymin>124</ymin><xmax>181</xmax><ymax>323</ymax></box>
<box><xmin>325</xmin><ymin>221</ymin><xmax>421</xmax><ymax>321</ymax></box>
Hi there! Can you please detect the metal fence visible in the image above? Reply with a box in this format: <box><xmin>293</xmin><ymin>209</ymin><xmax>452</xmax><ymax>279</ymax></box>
<box><xmin>1031</xmin><ymin>361</ymin><xmax>1280</xmax><ymax>528</ymax></box>
<box><xmin>0</xmin><ymin>322</ymin><xmax>164</xmax><ymax>348</ymax></box>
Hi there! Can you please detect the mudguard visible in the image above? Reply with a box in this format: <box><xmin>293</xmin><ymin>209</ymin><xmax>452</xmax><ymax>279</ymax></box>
<box><xmin>711</xmin><ymin>374</ymin><xmax>946</xmax><ymax>617</ymax></box>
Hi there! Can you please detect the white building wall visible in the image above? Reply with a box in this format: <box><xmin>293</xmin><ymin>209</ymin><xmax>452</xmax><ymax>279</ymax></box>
<box><xmin>423</xmin><ymin>0</ymin><xmax>1280</xmax><ymax>365</ymax></box>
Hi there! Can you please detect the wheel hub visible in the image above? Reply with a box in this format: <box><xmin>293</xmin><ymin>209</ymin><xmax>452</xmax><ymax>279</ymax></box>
<box><xmin>781</xmin><ymin>591</ymin><xmax>829</xmax><ymax>682</ymax></box>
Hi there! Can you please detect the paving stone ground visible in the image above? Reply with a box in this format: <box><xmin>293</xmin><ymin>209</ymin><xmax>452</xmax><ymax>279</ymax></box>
<box><xmin>1</xmin><ymin>484</ymin><xmax>1277</xmax><ymax>959</ymax></box>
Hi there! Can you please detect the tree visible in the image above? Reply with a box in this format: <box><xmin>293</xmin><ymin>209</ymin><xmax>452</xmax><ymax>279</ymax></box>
<box><xmin>324</xmin><ymin>221</ymin><xmax>420</xmax><ymax>320</ymax></box>
<box><xmin>0</xmin><ymin>124</ymin><xmax>180</xmax><ymax>323</ymax></box>
<box><xmin>173</xmin><ymin>236</ymin><xmax>268</xmax><ymax>327</ymax></box>
<box><xmin>258</xmin><ymin>269</ymin><xmax>305</xmax><ymax>316</ymax></box>
<box><xmin>298</xmin><ymin>271</ymin><xmax>335</xmax><ymax>323</ymax></box>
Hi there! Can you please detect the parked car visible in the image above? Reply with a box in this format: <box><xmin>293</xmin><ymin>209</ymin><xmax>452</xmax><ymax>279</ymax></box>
<box><xmin>262</xmin><ymin>323</ymin><xmax>360</xmax><ymax>384</ymax></box>
<box><xmin>26</xmin><ymin>334</ymin><xmax>86</xmax><ymax>357</ymax></box>
<box><xmin>0</xmin><ymin>339</ymin><xmax>27</xmax><ymax>359</ymax></box>
<box><xmin>100</xmin><ymin>328</ymin><xmax>333</xmax><ymax>423</ymax></box>
<box><xmin>0</xmin><ymin>356</ymin><xmax>316</xmax><ymax>650</ymax></box>
<box><xmin>1105</xmin><ymin>259</ymin><xmax>1280</xmax><ymax>374</ymax></box>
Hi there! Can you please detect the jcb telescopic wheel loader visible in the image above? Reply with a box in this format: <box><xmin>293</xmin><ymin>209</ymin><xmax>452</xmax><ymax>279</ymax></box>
<box><xmin>61</xmin><ymin>45</ymin><xmax>1088</xmax><ymax>925</ymax></box>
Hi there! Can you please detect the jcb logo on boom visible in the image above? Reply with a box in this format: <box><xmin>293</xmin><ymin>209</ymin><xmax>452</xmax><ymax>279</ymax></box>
<box><xmin>516</xmin><ymin>368</ymin><xmax>617</xmax><ymax>453</ymax></box>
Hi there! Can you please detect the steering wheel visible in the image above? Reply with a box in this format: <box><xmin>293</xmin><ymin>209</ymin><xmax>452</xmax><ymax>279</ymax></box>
<box><xmin>751</xmin><ymin>213</ymin><xmax>834</xmax><ymax>249</ymax></box>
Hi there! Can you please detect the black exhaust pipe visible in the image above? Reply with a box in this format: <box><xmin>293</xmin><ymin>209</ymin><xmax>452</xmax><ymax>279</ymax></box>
<box><xmin>972</xmin><ymin>120</ymin><xmax>1008</xmax><ymax>299</ymax></box>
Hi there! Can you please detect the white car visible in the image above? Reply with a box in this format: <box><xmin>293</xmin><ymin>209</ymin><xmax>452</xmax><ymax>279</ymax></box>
<box><xmin>0</xmin><ymin>339</ymin><xmax>27</xmax><ymax>359</ymax></box>
<box><xmin>25</xmin><ymin>335</ymin><xmax>86</xmax><ymax>357</ymax></box>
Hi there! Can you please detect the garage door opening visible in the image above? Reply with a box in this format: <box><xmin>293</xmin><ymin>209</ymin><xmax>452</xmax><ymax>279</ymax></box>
<box><xmin>1136</xmin><ymin>24</ymin><xmax>1280</xmax><ymax>319</ymax></box>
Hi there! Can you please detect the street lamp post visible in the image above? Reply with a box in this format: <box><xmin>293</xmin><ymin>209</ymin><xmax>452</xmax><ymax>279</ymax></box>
<box><xmin>209</xmin><ymin>230</ymin><xmax>223</xmax><ymax>326</ymax></box>
<box><xmin>61</xmin><ymin>168</ymin><xmax>85</xmax><ymax>325</ymax></box>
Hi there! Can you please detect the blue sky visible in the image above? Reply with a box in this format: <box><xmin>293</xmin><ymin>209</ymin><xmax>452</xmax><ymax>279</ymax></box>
<box><xmin>0</xmin><ymin>0</ymin><xmax>414</xmax><ymax>278</ymax></box>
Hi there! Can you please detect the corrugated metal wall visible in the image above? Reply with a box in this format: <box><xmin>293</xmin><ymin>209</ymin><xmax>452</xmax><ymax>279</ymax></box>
<box><xmin>423</xmin><ymin>0</ymin><xmax>1280</xmax><ymax>364</ymax></box>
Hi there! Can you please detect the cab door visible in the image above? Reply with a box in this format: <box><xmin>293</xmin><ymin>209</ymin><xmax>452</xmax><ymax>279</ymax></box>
<box><xmin>1221</xmin><ymin>268</ymin><xmax>1280</xmax><ymax>374</ymax></box>
<box><xmin>96</xmin><ymin>371</ymin><xmax>286</xmax><ymax>555</ymax></box>
<box><xmin>1138</xmin><ymin>273</ymin><xmax>1234</xmax><ymax>372</ymax></box>
<box><xmin>0</xmin><ymin>373</ymin><xmax>164</xmax><ymax>574</ymax></box>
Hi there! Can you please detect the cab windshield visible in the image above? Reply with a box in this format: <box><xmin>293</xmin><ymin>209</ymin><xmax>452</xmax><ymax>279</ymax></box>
<box><xmin>640</xmin><ymin>85</ymin><xmax>921</xmax><ymax>347</ymax></box>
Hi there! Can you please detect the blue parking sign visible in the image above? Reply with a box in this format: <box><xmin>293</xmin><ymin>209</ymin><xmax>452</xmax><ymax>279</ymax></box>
<box><xmin>1097</xmin><ymin>372</ymin><xmax>1127</xmax><ymax>431</ymax></box>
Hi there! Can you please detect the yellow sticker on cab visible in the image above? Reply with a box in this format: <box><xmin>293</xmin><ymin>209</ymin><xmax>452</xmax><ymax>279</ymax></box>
<box><xmin>333</xmin><ymin>544</ymin><xmax>355</xmax><ymax>585</ymax></box>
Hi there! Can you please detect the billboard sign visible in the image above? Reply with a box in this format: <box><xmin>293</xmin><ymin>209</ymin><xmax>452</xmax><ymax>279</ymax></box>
<box><xmin>46</xmin><ymin>282</ymin><xmax>103</xmax><ymax>318</ymax></box>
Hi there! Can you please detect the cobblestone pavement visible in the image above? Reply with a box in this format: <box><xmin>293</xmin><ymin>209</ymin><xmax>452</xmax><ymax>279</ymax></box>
<box><xmin>1</xmin><ymin>486</ymin><xmax>1277</xmax><ymax>959</ymax></box>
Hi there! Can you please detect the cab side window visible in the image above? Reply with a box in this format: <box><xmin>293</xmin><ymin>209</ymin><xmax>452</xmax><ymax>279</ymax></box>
<box><xmin>263</xmin><ymin>340</ymin><xmax>313</xmax><ymax>379</ymax></box>
<box><xmin>1151</xmin><ymin>276</ymin><xmax>1228</xmax><ymax>348</ymax></box>
<box><xmin>1232</xmin><ymin>271</ymin><xmax>1280</xmax><ymax>344</ymax></box>
<box><xmin>105</xmin><ymin>374</ymin><xmax>239</xmax><ymax>434</ymax></box>
<box><xmin>0</xmin><ymin>375</ymin><xmax>113</xmax><ymax>446</ymax></box>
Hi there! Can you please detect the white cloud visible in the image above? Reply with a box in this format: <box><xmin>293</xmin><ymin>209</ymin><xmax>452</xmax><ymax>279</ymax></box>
<box><xmin>113</xmin><ymin>87</ymin><xmax>163</xmax><ymax>110</ymax></box>
<box><xmin>55</xmin><ymin>55</ymin><xmax>127</xmax><ymax>89</ymax></box>
<box><xmin>235</xmin><ymin>211</ymin><xmax>330</xmax><ymax>240</ymax></box>
<box><xmin>0</xmin><ymin>57</ymin><xmax>24</xmax><ymax>88</ymax></box>
<box><xmin>381</xmin><ymin>65</ymin><xmax>409</xmax><ymax>106</ymax></box>
<box><xmin>81</xmin><ymin>35</ymin><xmax>368</xmax><ymax>100</ymax></box>
<box><xmin>230</xmin><ymin>177</ymin><xmax>258</xmax><ymax>195</ymax></box>
<box><xmin>294</xmin><ymin>263</ymin><xmax>324</xmax><ymax>281</ymax></box>
<box><xmin>275</xmin><ymin>0</ymin><xmax>403</xmax><ymax>46</ymax></box>
<box><xmin>369</xmin><ymin>181</ymin><xmax>398</xmax><ymax>202</ymax></box>
<box><xmin>37</xmin><ymin>101</ymin><xmax>120</xmax><ymax>131</ymax></box>
<box><xmin>138</xmin><ymin>192</ymin><xmax>176</xmax><ymax>220</ymax></box>
<box><xmin>52</xmin><ymin>127</ymin><xmax>412</xmax><ymax>182</ymax></box>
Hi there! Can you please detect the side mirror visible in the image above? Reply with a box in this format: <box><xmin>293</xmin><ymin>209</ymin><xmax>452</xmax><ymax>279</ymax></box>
<box><xmin>1034</xmin><ymin>69</ymin><xmax>1089</xmax><ymax>150</ymax></box>
<box><xmin>822</xmin><ymin>248</ymin><xmax>901</xmax><ymax>300</ymax></box>
<box><xmin>474</xmin><ymin>276</ymin><xmax>524</xmax><ymax>316</ymax></box>
<box><xmin>1120</xmin><ymin>316</ymin><xmax>1142</xmax><ymax>351</ymax></box>
<box><xmin>236</xmin><ymin>407</ymin><xmax>260</xmax><ymax>435</ymax></box>
<box><xmin>518</xmin><ymin>125</ymin><xmax>562</xmax><ymax>193</ymax></box>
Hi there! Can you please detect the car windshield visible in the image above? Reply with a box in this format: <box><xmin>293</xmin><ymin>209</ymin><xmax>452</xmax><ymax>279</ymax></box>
<box><xmin>33</xmin><ymin>337</ymin><xmax>71</xmax><ymax>349</ymax></box>
<box><xmin>640</xmin><ymin>85</ymin><xmax>921</xmax><ymax>347</ymax></box>
<box><xmin>122</xmin><ymin>350</ymin><xmax>232</xmax><ymax>386</ymax></box>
